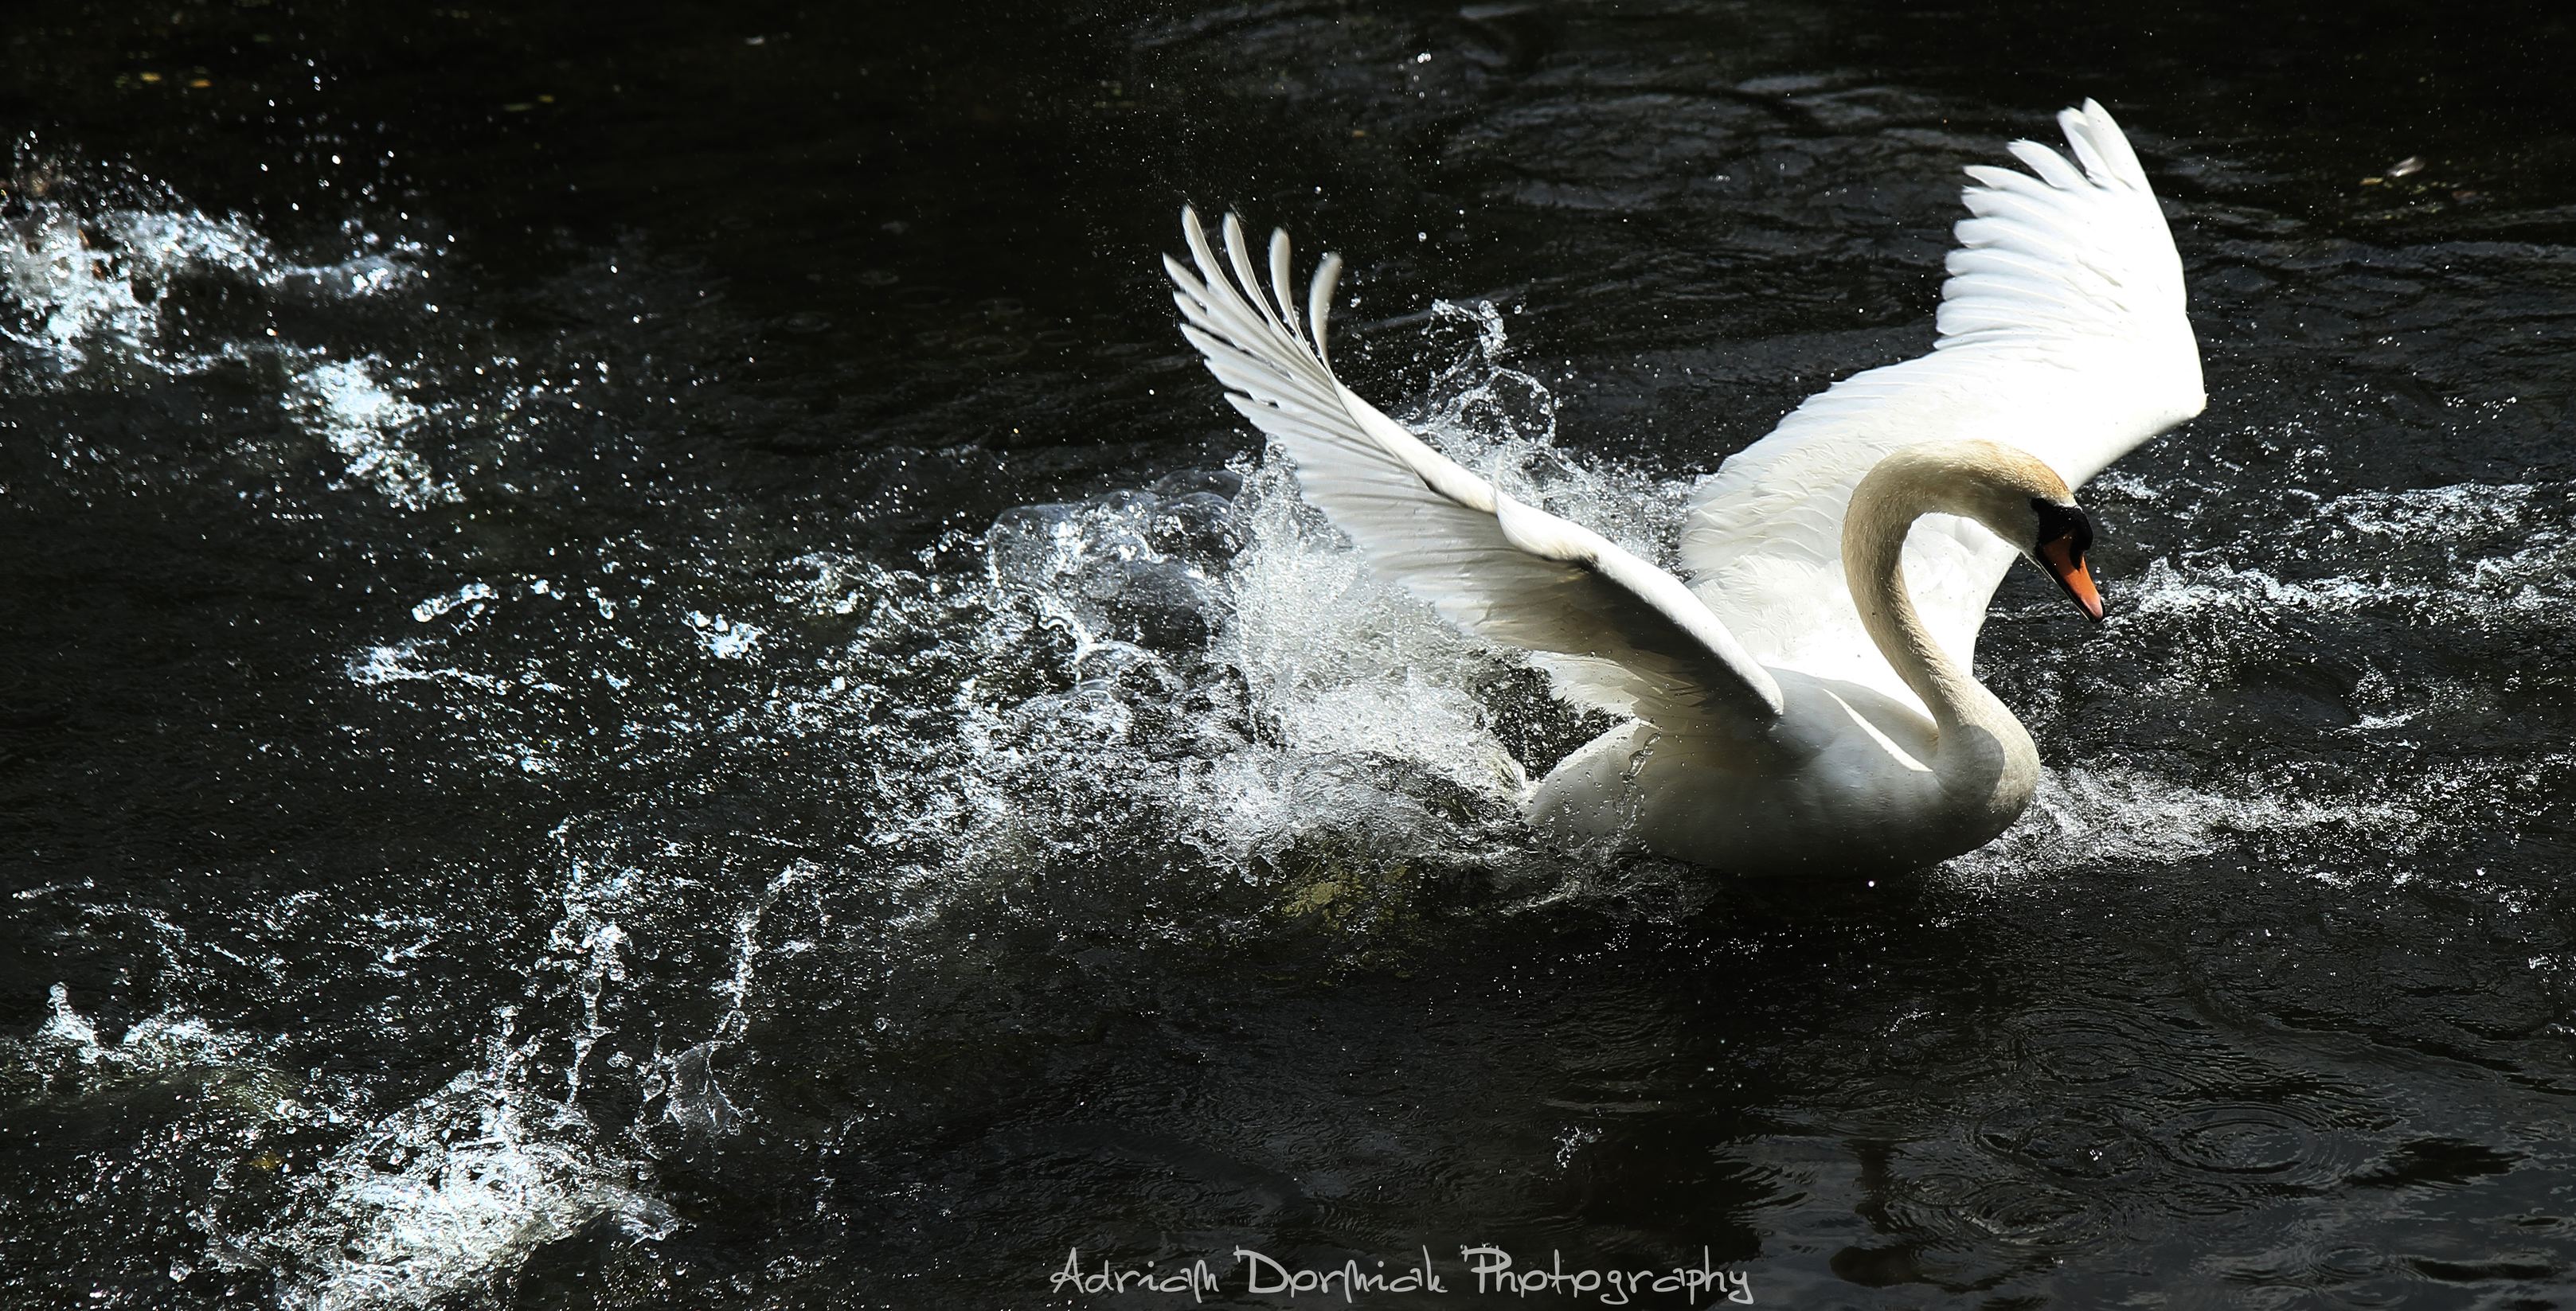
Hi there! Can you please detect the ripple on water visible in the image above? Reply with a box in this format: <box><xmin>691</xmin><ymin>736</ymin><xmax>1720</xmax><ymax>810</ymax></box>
<box><xmin>2006</xmin><ymin>1006</ymin><xmax>2182</xmax><ymax>1088</ymax></box>
<box><xmin>957</xmin><ymin>333</ymin><xmax>1026</xmax><ymax>360</ymax></box>
<box><xmin>1949</xmin><ymin>1176</ymin><xmax>2103</xmax><ymax>1248</ymax></box>
<box><xmin>980</xmin><ymin>1122</ymin><xmax>1323</xmax><ymax>1238</ymax></box>
<box><xmin>2140</xmin><ymin>1089</ymin><xmax>2387</xmax><ymax>1223</ymax></box>
<box><xmin>1971</xmin><ymin>1102</ymin><xmax>2155</xmax><ymax>1184</ymax></box>
<box><xmin>1863</xmin><ymin>1130</ymin><xmax>2159</xmax><ymax>1269</ymax></box>
<box><xmin>2156</xmin><ymin>1100</ymin><xmax>2371</xmax><ymax>1186</ymax></box>
<box><xmin>2216</xmin><ymin>1242</ymin><xmax>2402</xmax><ymax>1306</ymax></box>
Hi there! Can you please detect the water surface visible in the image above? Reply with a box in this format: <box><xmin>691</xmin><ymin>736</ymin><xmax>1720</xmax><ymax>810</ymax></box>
<box><xmin>4</xmin><ymin>2</ymin><xmax>2575</xmax><ymax>1307</ymax></box>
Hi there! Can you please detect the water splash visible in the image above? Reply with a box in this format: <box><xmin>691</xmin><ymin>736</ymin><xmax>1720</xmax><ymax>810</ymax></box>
<box><xmin>2126</xmin><ymin>480</ymin><xmax>2576</xmax><ymax>627</ymax></box>
<box><xmin>284</xmin><ymin>355</ymin><xmax>460</xmax><ymax>510</ymax></box>
<box><xmin>0</xmin><ymin>170</ymin><xmax>416</xmax><ymax>378</ymax></box>
<box><xmin>1948</xmin><ymin>765</ymin><xmax>2431</xmax><ymax>888</ymax></box>
<box><xmin>0</xmin><ymin>157</ymin><xmax>453</xmax><ymax>521</ymax></box>
<box><xmin>0</xmin><ymin>202</ymin><xmax>269</xmax><ymax>369</ymax></box>
<box><xmin>251</xmin><ymin>1036</ymin><xmax>674</xmax><ymax>1311</ymax></box>
<box><xmin>686</xmin><ymin>611</ymin><xmax>768</xmax><ymax>661</ymax></box>
<box><xmin>260</xmin><ymin>280</ymin><xmax>2573</xmax><ymax>1305</ymax></box>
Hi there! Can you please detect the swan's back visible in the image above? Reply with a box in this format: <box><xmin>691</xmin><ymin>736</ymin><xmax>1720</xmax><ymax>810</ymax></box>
<box><xmin>1680</xmin><ymin>100</ymin><xmax>2204</xmax><ymax>711</ymax></box>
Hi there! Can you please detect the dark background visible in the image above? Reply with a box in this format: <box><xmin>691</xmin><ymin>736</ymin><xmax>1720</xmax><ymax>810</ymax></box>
<box><xmin>4</xmin><ymin>2</ymin><xmax>2576</xmax><ymax>1308</ymax></box>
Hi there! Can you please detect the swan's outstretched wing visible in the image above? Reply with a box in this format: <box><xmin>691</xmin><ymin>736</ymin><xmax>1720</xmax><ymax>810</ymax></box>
<box><xmin>1166</xmin><ymin>207</ymin><xmax>1784</xmax><ymax>732</ymax></box>
<box><xmin>1679</xmin><ymin>99</ymin><xmax>2205</xmax><ymax>712</ymax></box>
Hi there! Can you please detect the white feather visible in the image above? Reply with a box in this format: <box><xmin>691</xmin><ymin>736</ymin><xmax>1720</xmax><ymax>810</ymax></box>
<box><xmin>1165</xmin><ymin>205</ymin><xmax>1785</xmax><ymax>729</ymax></box>
<box><xmin>1678</xmin><ymin>99</ymin><xmax>2205</xmax><ymax>714</ymax></box>
<box><xmin>1157</xmin><ymin>102</ymin><xmax>2208</xmax><ymax>873</ymax></box>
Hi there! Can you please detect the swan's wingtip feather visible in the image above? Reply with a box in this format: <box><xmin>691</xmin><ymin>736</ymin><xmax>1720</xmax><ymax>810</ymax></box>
<box><xmin>1158</xmin><ymin>202</ymin><xmax>1781</xmax><ymax>733</ymax></box>
<box><xmin>1933</xmin><ymin>96</ymin><xmax>2187</xmax><ymax>360</ymax></box>
<box><xmin>1309</xmin><ymin>252</ymin><xmax>1344</xmax><ymax>366</ymax></box>
<box><xmin>2059</xmin><ymin>99</ymin><xmax>2117</xmax><ymax>142</ymax></box>
<box><xmin>2056</xmin><ymin>98</ymin><xmax>2152</xmax><ymax>190</ymax></box>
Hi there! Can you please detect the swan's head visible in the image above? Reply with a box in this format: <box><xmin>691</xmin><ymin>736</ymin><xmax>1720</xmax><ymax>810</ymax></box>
<box><xmin>2027</xmin><ymin>497</ymin><xmax>2103</xmax><ymax>622</ymax></box>
<box><xmin>1937</xmin><ymin>440</ymin><xmax>2106</xmax><ymax>623</ymax></box>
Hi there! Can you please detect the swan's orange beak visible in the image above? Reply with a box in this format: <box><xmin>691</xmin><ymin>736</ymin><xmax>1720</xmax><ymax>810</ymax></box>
<box><xmin>2039</xmin><ymin>536</ymin><xmax>2105</xmax><ymax>622</ymax></box>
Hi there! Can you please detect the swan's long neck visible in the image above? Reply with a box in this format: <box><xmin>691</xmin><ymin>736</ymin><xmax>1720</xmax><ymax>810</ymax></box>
<box><xmin>1841</xmin><ymin>456</ymin><xmax>2035</xmax><ymax>806</ymax></box>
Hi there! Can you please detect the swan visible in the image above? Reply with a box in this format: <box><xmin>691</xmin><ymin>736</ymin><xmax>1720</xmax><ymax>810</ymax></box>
<box><xmin>1163</xmin><ymin>100</ymin><xmax>2204</xmax><ymax>874</ymax></box>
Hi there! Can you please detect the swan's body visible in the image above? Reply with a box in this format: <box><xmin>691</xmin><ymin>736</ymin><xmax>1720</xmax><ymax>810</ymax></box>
<box><xmin>1164</xmin><ymin>101</ymin><xmax>2204</xmax><ymax>874</ymax></box>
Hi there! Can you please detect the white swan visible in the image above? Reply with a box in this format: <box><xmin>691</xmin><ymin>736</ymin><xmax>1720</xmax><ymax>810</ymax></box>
<box><xmin>1164</xmin><ymin>99</ymin><xmax>2204</xmax><ymax>874</ymax></box>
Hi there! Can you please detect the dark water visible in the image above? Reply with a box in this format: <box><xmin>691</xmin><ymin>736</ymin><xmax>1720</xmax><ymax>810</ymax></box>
<box><xmin>6</xmin><ymin>2</ymin><xmax>2576</xmax><ymax>1307</ymax></box>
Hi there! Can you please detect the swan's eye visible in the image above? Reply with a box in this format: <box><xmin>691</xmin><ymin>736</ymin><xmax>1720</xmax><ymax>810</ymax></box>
<box><xmin>2031</xmin><ymin>498</ymin><xmax>2093</xmax><ymax>560</ymax></box>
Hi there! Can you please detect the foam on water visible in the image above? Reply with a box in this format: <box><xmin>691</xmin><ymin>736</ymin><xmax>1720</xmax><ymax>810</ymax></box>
<box><xmin>1208</xmin><ymin>459</ymin><xmax>1526</xmax><ymax>797</ymax></box>
<box><xmin>31</xmin><ymin>982</ymin><xmax>100</xmax><ymax>1056</ymax></box>
<box><xmin>346</xmin><ymin>639</ymin><xmax>508</xmax><ymax>692</ymax></box>
<box><xmin>0</xmin><ymin>166</ymin><xmax>686</xmax><ymax>1305</ymax></box>
<box><xmin>407</xmin><ymin>582</ymin><xmax>498</xmax><ymax>625</ymax></box>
